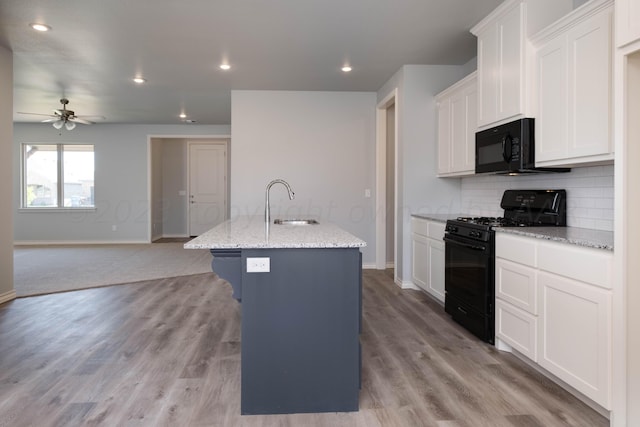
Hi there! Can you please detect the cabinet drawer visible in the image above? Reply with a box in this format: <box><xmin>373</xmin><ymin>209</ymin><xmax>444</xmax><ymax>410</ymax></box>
<box><xmin>427</xmin><ymin>221</ymin><xmax>446</xmax><ymax>240</ymax></box>
<box><xmin>496</xmin><ymin>300</ymin><xmax>537</xmax><ymax>361</ymax></box>
<box><xmin>495</xmin><ymin>233</ymin><xmax>537</xmax><ymax>267</ymax></box>
<box><xmin>496</xmin><ymin>258</ymin><xmax>537</xmax><ymax>314</ymax></box>
<box><xmin>537</xmin><ymin>242</ymin><xmax>612</xmax><ymax>289</ymax></box>
<box><xmin>411</xmin><ymin>217</ymin><xmax>429</xmax><ymax>237</ymax></box>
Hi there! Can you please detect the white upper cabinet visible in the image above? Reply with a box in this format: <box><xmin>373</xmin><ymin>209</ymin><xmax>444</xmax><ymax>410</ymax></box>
<box><xmin>533</xmin><ymin>0</ymin><xmax>613</xmax><ymax>167</ymax></box>
<box><xmin>616</xmin><ymin>0</ymin><xmax>640</xmax><ymax>47</ymax></box>
<box><xmin>471</xmin><ymin>0</ymin><xmax>573</xmax><ymax>129</ymax></box>
<box><xmin>436</xmin><ymin>72</ymin><xmax>477</xmax><ymax>177</ymax></box>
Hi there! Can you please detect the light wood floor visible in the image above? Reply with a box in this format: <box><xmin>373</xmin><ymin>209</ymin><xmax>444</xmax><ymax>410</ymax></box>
<box><xmin>0</xmin><ymin>270</ymin><xmax>608</xmax><ymax>426</ymax></box>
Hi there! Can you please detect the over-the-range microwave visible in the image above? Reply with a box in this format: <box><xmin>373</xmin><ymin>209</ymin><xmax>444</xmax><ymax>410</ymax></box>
<box><xmin>475</xmin><ymin>118</ymin><xmax>570</xmax><ymax>175</ymax></box>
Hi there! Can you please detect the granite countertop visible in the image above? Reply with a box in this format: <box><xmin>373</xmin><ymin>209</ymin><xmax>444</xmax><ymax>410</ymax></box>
<box><xmin>411</xmin><ymin>213</ymin><xmax>613</xmax><ymax>251</ymax></box>
<box><xmin>411</xmin><ymin>213</ymin><xmax>463</xmax><ymax>223</ymax></box>
<box><xmin>494</xmin><ymin>226</ymin><xmax>614</xmax><ymax>251</ymax></box>
<box><xmin>184</xmin><ymin>216</ymin><xmax>366</xmax><ymax>249</ymax></box>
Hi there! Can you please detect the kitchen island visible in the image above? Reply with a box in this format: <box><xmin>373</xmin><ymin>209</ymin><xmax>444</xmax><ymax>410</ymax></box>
<box><xmin>185</xmin><ymin>216</ymin><xmax>366</xmax><ymax>415</ymax></box>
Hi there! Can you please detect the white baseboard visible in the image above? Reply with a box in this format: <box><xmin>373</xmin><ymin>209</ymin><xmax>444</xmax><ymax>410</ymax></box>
<box><xmin>362</xmin><ymin>263</ymin><xmax>395</xmax><ymax>270</ymax></box>
<box><xmin>386</xmin><ymin>262</ymin><xmax>395</xmax><ymax>269</ymax></box>
<box><xmin>14</xmin><ymin>240</ymin><xmax>149</xmax><ymax>246</ymax></box>
<box><xmin>0</xmin><ymin>290</ymin><xmax>17</xmax><ymax>304</ymax></box>
<box><xmin>396</xmin><ymin>279</ymin><xmax>420</xmax><ymax>290</ymax></box>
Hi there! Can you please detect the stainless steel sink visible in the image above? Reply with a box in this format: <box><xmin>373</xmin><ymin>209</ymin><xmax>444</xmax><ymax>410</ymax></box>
<box><xmin>273</xmin><ymin>219</ymin><xmax>319</xmax><ymax>225</ymax></box>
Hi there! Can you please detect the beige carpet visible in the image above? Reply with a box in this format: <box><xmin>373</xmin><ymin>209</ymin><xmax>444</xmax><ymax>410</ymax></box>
<box><xmin>13</xmin><ymin>243</ymin><xmax>213</xmax><ymax>297</ymax></box>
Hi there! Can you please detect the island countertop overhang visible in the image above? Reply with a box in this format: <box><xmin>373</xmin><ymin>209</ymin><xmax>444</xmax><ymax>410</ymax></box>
<box><xmin>184</xmin><ymin>215</ymin><xmax>366</xmax><ymax>249</ymax></box>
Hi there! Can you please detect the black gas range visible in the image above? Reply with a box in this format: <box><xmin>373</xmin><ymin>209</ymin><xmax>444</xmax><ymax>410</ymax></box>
<box><xmin>443</xmin><ymin>189</ymin><xmax>567</xmax><ymax>344</ymax></box>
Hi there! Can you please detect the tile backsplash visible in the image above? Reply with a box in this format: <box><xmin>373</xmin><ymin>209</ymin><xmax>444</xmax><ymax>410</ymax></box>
<box><xmin>460</xmin><ymin>165</ymin><xmax>614</xmax><ymax>231</ymax></box>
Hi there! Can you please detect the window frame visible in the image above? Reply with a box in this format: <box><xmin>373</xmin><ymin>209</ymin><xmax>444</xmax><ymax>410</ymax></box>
<box><xmin>20</xmin><ymin>143</ymin><xmax>96</xmax><ymax>212</ymax></box>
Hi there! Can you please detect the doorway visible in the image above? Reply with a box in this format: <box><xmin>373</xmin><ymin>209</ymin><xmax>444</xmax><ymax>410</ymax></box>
<box><xmin>148</xmin><ymin>136</ymin><xmax>230</xmax><ymax>242</ymax></box>
<box><xmin>376</xmin><ymin>89</ymin><xmax>398</xmax><ymax>282</ymax></box>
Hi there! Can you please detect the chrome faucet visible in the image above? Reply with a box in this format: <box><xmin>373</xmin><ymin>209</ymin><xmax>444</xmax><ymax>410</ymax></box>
<box><xmin>265</xmin><ymin>179</ymin><xmax>295</xmax><ymax>225</ymax></box>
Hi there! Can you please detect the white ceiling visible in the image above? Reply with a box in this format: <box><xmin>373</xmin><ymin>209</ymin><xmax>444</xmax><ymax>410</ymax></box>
<box><xmin>2</xmin><ymin>0</ymin><xmax>503</xmax><ymax>125</ymax></box>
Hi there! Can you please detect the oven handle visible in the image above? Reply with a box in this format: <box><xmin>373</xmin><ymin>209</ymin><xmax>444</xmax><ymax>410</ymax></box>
<box><xmin>443</xmin><ymin>236</ymin><xmax>487</xmax><ymax>252</ymax></box>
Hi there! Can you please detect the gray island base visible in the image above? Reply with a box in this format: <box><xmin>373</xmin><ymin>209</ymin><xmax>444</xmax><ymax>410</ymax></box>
<box><xmin>185</xmin><ymin>216</ymin><xmax>366</xmax><ymax>415</ymax></box>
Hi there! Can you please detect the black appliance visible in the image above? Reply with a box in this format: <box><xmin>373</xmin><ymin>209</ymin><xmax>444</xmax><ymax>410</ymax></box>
<box><xmin>443</xmin><ymin>189</ymin><xmax>567</xmax><ymax>344</ymax></box>
<box><xmin>475</xmin><ymin>118</ymin><xmax>570</xmax><ymax>175</ymax></box>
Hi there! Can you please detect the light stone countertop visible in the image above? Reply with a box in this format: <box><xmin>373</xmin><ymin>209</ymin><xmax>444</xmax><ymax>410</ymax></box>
<box><xmin>411</xmin><ymin>213</ymin><xmax>463</xmax><ymax>223</ymax></box>
<box><xmin>184</xmin><ymin>216</ymin><xmax>366</xmax><ymax>249</ymax></box>
<box><xmin>411</xmin><ymin>213</ymin><xmax>613</xmax><ymax>251</ymax></box>
<box><xmin>494</xmin><ymin>226</ymin><xmax>614</xmax><ymax>251</ymax></box>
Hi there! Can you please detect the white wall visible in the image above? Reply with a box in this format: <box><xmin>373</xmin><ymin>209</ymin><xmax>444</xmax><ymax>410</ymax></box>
<box><xmin>377</xmin><ymin>65</ymin><xmax>466</xmax><ymax>284</ymax></box>
<box><xmin>460</xmin><ymin>165</ymin><xmax>614</xmax><ymax>231</ymax></box>
<box><xmin>0</xmin><ymin>45</ymin><xmax>14</xmax><ymax>302</ymax></box>
<box><xmin>13</xmin><ymin>124</ymin><xmax>230</xmax><ymax>243</ymax></box>
<box><xmin>231</xmin><ymin>90</ymin><xmax>377</xmax><ymax>263</ymax></box>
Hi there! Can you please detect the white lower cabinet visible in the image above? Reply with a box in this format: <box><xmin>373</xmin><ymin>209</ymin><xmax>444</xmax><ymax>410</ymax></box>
<box><xmin>411</xmin><ymin>217</ymin><xmax>445</xmax><ymax>302</ymax></box>
<box><xmin>495</xmin><ymin>232</ymin><xmax>612</xmax><ymax>409</ymax></box>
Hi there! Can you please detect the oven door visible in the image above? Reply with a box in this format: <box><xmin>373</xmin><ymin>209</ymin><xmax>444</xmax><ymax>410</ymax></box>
<box><xmin>444</xmin><ymin>234</ymin><xmax>494</xmax><ymax>343</ymax></box>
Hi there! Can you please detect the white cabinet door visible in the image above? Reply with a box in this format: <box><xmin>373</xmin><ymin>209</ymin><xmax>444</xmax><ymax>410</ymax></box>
<box><xmin>437</xmin><ymin>98</ymin><xmax>451</xmax><ymax>174</ymax></box>
<box><xmin>476</xmin><ymin>2</ymin><xmax>524</xmax><ymax>127</ymax></box>
<box><xmin>436</xmin><ymin>72</ymin><xmax>477</xmax><ymax>177</ymax></box>
<box><xmin>477</xmin><ymin>25</ymin><xmax>500</xmax><ymax>127</ymax></box>
<box><xmin>616</xmin><ymin>0</ymin><xmax>640</xmax><ymax>47</ymax></box>
<box><xmin>498</xmin><ymin>3</ymin><xmax>525</xmax><ymax>121</ymax></box>
<box><xmin>450</xmin><ymin>83</ymin><xmax>477</xmax><ymax>174</ymax></box>
<box><xmin>569</xmin><ymin>9</ymin><xmax>612</xmax><ymax>159</ymax></box>
<box><xmin>538</xmin><ymin>271</ymin><xmax>612</xmax><ymax>408</ymax></box>
<box><xmin>536</xmin><ymin>36</ymin><xmax>569</xmax><ymax>163</ymax></box>
<box><xmin>535</xmin><ymin>2</ymin><xmax>613</xmax><ymax>166</ymax></box>
<box><xmin>427</xmin><ymin>238</ymin><xmax>445</xmax><ymax>302</ymax></box>
<box><xmin>411</xmin><ymin>233</ymin><xmax>429</xmax><ymax>291</ymax></box>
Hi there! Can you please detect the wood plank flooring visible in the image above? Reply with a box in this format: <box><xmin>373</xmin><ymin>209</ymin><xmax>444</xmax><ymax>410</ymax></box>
<box><xmin>0</xmin><ymin>270</ymin><xmax>608</xmax><ymax>426</ymax></box>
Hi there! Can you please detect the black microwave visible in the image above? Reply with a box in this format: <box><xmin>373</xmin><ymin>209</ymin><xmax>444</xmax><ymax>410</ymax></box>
<box><xmin>475</xmin><ymin>118</ymin><xmax>569</xmax><ymax>175</ymax></box>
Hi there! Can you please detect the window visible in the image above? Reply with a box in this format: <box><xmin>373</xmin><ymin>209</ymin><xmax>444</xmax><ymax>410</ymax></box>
<box><xmin>22</xmin><ymin>144</ymin><xmax>95</xmax><ymax>208</ymax></box>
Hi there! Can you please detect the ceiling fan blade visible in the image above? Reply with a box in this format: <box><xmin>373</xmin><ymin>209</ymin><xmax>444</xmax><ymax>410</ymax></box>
<box><xmin>73</xmin><ymin>115</ymin><xmax>105</xmax><ymax>121</ymax></box>
<box><xmin>41</xmin><ymin>118</ymin><xmax>60</xmax><ymax>123</ymax></box>
<box><xmin>17</xmin><ymin>112</ymin><xmax>56</xmax><ymax>117</ymax></box>
<box><xmin>69</xmin><ymin>117</ymin><xmax>94</xmax><ymax>125</ymax></box>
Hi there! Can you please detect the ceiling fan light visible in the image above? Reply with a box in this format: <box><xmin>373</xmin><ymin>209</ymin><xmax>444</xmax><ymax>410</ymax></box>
<box><xmin>65</xmin><ymin>121</ymin><xmax>76</xmax><ymax>130</ymax></box>
<box><xmin>52</xmin><ymin>120</ymin><xmax>64</xmax><ymax>130</ymax></box>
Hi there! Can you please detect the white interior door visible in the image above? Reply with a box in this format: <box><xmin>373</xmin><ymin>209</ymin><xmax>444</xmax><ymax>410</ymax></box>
<box><xmin>188</xmin><ymin>143</ymin><xmax>227</xmax><ymax>236</ymax></box>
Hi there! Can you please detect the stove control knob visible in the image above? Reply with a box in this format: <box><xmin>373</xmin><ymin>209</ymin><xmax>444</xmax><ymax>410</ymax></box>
<box><xmin>469</xmin><ymin>230</ymin><xmax>482</xmax><ymax>238</ymax></box>
<box><xmin>446</xmin><ymin>225</ymin><xmax>458</xmax><ymax>233</ymax></box>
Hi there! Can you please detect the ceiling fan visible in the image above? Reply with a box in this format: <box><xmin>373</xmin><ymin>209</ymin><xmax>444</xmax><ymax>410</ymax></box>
<box><xmin>18</xmin><ymin>98</ymin><xmax>104</xmax><ymax>130</ymax></box>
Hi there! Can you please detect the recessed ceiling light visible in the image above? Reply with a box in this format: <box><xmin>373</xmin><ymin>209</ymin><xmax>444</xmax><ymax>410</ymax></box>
<box><xmin>179</xmin><ymin>113</ymin><xmax>187</xmax><ymax>119</ymax></box>
<box><xmin>220</xmin><ymin>64</ymin><xmax>231</xmax><ymax>70</ymax></box>
<box><xmin>133</xmin><ymin>77</ymin><xmax>146</xmax><ymax>84</ymax></box>
<box><xmin>30</xmin><ymin>23</ymin><xmax>51</xmax><ymax>32</ymax></box>
<box><xmin>342</xmin><ymin>66</ymin><xmax>352</xmax><ymax>72</ymax></box>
